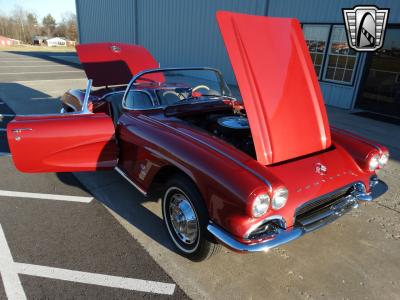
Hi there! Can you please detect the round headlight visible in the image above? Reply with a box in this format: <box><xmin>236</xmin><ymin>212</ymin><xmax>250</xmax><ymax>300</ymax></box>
<box><xmin>272</xmin><ymin>187</ymin><xmax>288</xmax><ymax>210</ymax></box>
<box><xmin>252</xmin><ymin>194</ymin><xmax>270</xmax><ymax>218</ymax></box>
<box><xmin>379</xmin><ymin>152</ymin><xmax>389</xmax><ymax>167</ymax></box>
<box><xmin>368</xmin><ymin>154</ymin><xmax>380</xmax><ymax>171</ymax></box>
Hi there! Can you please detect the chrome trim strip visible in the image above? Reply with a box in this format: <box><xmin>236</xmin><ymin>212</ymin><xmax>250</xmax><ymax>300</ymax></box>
<box><xmin>122</xmin><ymin>67</ymin><xmax>231</xmax><ymax>111</ymax></box>
<box><xmin>139</xmin><ymin>115</ymin><xmax>273</xmax><ymax>191</ymax></box>
<box><xmin>81</xmin><ymin>79</ymin><xmax>93</xmax><ymax>114</ymax></box>
<box><xmin>115</xmin><ymin>166</ymin><xmax>147</xmax><ymax>196</ymax></box>
<box><xmin>60</xmin><ymin>102</ymin><xmax>78</xmax><ymax>113</ymax></box>
<box><xmin>98</xmin><ymin>90</ymin><xmax>126</xmax><ymax>100</ymax></box>
<box><xmin>243</xmin><ymin>215</ymin><xmax>286</xmax><ymax>239</ymax></box>
<box><xmin>121</xmin><ymin>89</ymin><xmax>156</xmax><ymax>111</ymax></box>
<box><xmin>208</xmin><ymin>222</ymin><xmax>303</xmax><ymax>253</ymax></box>
<box><xmin>369</xmin><ymin>175</ymin><xmax>379</xmax><ymax>188</ymax></box>
<box><xmin>12</xmin><ymin>128</ymin><xmax>32</xmax><ymax>133</ymax></box>
<box><xmin>208</xmin><ymin>180</ymin><xmax>385</xmax><ymax>253</ymax></box>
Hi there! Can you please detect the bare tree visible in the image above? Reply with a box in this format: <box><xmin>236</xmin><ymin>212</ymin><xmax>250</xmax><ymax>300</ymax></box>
<box><xmin>0</xmin><ymin>7</ymin><xmax>77</xmax><ymax>44</ymax></box>
<box><xmin>42</xmin><ymin>14</ymin><xmax>56</xmax><ymax>37</ymax></box>
<box><xmin>26</xmin><ymin>13</ymin><xmax>39</xmax><ymax>41</ymax></box>
<box><xmin>59</xmin><ymin>12</ymin><xmax>77</xmax><ymax>41</ymax></box>
<box><xmin>11</xmin><ymin>6</ymin><xmax>29</xmax><ymax>42</ymax></box>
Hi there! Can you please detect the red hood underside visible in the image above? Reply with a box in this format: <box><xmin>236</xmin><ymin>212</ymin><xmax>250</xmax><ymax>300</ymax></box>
<box><xmin>217</xmin><ymin>11</ymin><xmax>331</xmax><ymax>165</ymax></box>
<box><xmin>76</xmin><ymin>42</ymin><xmax>160</xmax><ymax>87</ymax></box>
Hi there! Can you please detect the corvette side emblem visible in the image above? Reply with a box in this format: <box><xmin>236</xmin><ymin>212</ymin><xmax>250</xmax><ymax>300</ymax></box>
<box><xmin>315</xmin><ymin>163</ymin><xmax>327</xmax><ymax>175</ymax></box>
<box><xmin>110</xmin><ymin>45</ymin><xmax>121</xmax><ymax>53</ymax></box>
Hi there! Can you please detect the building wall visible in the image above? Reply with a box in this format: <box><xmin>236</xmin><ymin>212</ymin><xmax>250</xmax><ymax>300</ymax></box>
<box><xmin>135</xmin><ymin>0</ymin><xmax>267</xmax><ymax>83</ymax></box>
<box><xmin>76</xmin><ymin>0</ymin><xmax>399</xmax><ymax>108</ymax></box>
<box><xmin>267</xmin><ymin>0</ymin><xmax>400</xmax><ymax>108</ymax></box>
<box><xmin>76</xmin><ymin>0</ymin><xmax>137</xmax><ymax>44</ymax></box>
<box><xmin>267</xmin><ymin>0</ymin><xmax>400</xmax><ymax>23</ymax></box>
<box><xmin>76</xmin><ymin>0</ymin><xmax>268</xmax><ymax>83</ymax></box>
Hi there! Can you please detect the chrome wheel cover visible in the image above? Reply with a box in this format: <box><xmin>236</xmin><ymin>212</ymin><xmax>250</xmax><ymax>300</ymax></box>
<box><xmin>168</xmin><ymin>192</ymin><xmax>199</xmax><ymax>245</ymax></box>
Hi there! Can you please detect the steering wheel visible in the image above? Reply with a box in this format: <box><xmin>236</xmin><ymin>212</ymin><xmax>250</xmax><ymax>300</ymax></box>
<box><xmin>192</xmin><ymin>85</ymin><xmax>211</xmax><ymax>93</ymax></box>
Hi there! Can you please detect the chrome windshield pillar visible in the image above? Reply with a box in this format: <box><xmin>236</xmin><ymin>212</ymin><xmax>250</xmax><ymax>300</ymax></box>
<box><xmin>81</xmin><ymin>79</ymin><xmax>93</xmax><ymax>114</ymax></box>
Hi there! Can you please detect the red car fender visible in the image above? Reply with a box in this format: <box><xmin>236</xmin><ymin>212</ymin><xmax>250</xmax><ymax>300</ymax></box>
<box><xmin>118</xmin><ymin>111</ymin><xmax>281</xmax><ymax>238</ymax></box>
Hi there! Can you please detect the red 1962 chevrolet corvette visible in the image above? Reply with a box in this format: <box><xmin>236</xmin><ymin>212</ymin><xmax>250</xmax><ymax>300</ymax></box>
<box><xmin>7</xmin><ymin>12</ymin><xmax>389</xmax><ymax>261</ymax></box>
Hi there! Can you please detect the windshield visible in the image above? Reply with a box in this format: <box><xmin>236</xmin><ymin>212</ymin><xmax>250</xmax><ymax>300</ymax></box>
<box><xmin>133</xmin><ymin>68</ymin><xmax>231</xmax><ymax>106</ymax></box>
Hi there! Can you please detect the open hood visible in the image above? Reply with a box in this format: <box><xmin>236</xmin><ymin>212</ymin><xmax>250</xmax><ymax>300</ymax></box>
<box><xmin>76</xmin><ymin>42</ymin><xmax>159</xmax><ymax>87</ymax></box>
<box><xmin>217</xmin><ymin>11</ymin><xmax>331</xmax><ymax>165</ymax></box>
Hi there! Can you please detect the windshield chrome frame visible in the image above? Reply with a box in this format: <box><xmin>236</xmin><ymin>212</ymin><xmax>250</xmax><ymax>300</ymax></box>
<box><xmin>122</xmin><ymin>67</ymin><xmax>232</xmax><ymax>111</ymax></box>
<box><xmin>81</xmin><ymin>79</ymin><xmax>93</xmax><ymax>114</ymax></box>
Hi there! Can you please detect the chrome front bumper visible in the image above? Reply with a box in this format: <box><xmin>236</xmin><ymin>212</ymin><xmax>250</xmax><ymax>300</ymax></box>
<box><xmin>207</xmin><ymin>180</ymin><xmax>387</xmax><ymax>253</ymax></box>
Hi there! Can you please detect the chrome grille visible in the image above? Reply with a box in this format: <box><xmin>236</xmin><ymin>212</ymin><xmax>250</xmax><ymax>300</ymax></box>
<box><xmin>295</xmin><ymin>185</ymin><xmax>354</xmax><ymax>229</ymax></box>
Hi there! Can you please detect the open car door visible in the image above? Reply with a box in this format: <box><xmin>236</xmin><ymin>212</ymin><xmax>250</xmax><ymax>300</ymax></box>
<box><xmin>7</xmin><ymin>113</ymin><xmax>117</xmax><ymax>173</ymax></box>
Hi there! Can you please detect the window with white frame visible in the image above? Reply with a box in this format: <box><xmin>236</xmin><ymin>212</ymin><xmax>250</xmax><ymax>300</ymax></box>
<box><xmin>323</xmin><ymin>25</ymin><xmax>359</xmax><ymax>84</ymax></box>
<box><xmin>302</xmin><ymin>25</ymin><xmax>330</xmax><ymax>79</ymax></box>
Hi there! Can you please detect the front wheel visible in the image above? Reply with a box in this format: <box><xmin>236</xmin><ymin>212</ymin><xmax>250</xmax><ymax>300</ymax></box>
<box><xmin>162</xmin><ymin>175</ymin><xmax>221</xmax><ymax>261</ymax></box>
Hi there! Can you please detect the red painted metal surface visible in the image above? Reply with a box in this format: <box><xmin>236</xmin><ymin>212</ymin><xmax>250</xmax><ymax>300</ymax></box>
<box><xmin>216</xmin><ymin>11</ymin><xmax>331</xmax><ymax>165</ymax></box>
<box><xmin>76</xmin><ymin>42</ymin><xmax>160</xmax><ymax>86</ymax></box>
<box><xmin>7</xmin><ymin>113</ymin><xmax>117</xmax><ymax>172</ymax></box>
<box><xmin>7</xmin><ymin>103</ymin><xmax>382</xmax><ymax>240</ymax></box>
<box><xmin>331</xmin><ymin>127</ymin><xmax>387</xmax><ymax>173</ymax></box>
<box><xmin>116</xmin><ymin>110</ymin><xmax>375</xmax><ymax>238</ymax></box>
<box><xmin>6</xmin><ymin>35</ymin><xmax>387</xmax><ymax>245</ymax></box>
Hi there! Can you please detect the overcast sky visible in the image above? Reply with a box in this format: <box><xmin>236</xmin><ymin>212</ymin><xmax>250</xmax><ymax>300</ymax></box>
<box><xmin>0</xmin><ymin>0</ymin><xmax>76</xmax><ymax>22</ymax></box>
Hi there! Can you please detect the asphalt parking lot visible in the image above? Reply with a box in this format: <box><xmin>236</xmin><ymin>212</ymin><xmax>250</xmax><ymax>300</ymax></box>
<box><xmin>0</xmin><ymin>51</ymin><xmax>187</xmax><ymax>299</ymax></box>
<box><xmin>0</xmin><ymin>50</ymin><xmax>399</xmax><ymax>300</ymax></box>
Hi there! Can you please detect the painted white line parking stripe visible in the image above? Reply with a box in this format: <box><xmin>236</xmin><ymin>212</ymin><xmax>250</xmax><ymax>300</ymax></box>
<box><xmin>0</xmin><ymin>225</ymin><xmax>27</xmax><ymax>300</ymax></box>
<box><xmin>0</xmin><ymin>114</ymin><xmax>15</xmax><ymax>117</ymax></box>
<box><xmin>0</xmin><ymin>71</ymin><xmax>84</xmax><ymax>75</ymax></box>
<box><xmin>15</xmin><ymin>263</ymin><xmax>176</xmax><ymax>295</ymax></box>
<box><xmin>15</xmin><ymin>78</ymin><xmax>85</xmax><ymax>84</ymax></box>
<box><xmin>0</xmin><ymin>128</ymin><xmax>6</xmax><ymax>131</ymax></box>
<box><xmin>0</xmin><ymin>225</ymin><xmax>175</xmax><ymax>296</ymax></box>
<box><xmin>0</xmin><ymin>65</ymin><xmax>67</xmax><ymax>68</ymax></box>
<box><xmin>0</xmin><ymin>190</ymin><xmax>93</xmax><ymax>203</ymax></box>
<box><xmin>0</xmin><ymin>60</ymin><xmax>50</xmax><ymax>63</ymax></box>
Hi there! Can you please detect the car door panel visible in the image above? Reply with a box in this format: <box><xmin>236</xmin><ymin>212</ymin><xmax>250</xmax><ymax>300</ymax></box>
<box><xmin>7</xmin><ymin>113</ymin><xmax>117</xmax><ymax>173</ymax></box>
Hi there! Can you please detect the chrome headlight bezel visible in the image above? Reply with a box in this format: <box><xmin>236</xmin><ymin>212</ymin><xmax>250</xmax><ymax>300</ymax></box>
<box><xmin>379</xmin><ymin>152</ymin><xmax>389</xmax><ymax>168</ymax></box>
<box><xmin>272</xmin><ymin>187</ymin><xmax>288</xmax><ymax>210</ymax></box>
<box><xmin>251</xmin><ymin>194</ymin><xmax>270</xmax><ymax>218</ymax></box>
<box><xmin>368</xmin><ymin>154</ymin><xmax>380</xmax><ymax>171</ymax></box>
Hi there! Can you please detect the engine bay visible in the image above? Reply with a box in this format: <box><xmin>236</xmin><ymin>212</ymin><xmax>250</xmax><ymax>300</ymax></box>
<box><xmin>179</xmin><ymin>106</ymin><xmax>256</xmax><ymax>159</ymax></box>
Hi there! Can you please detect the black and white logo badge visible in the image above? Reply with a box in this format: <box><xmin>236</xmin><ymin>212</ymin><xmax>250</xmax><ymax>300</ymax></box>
<box><xmin>342</xmin><ymin>6</ymin><xmax>389</xmax><ymax>52</ymax></box>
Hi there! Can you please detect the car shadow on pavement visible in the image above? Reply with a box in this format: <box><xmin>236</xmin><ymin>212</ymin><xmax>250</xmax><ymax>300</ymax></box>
<box><xmin>0</xmin><ymin>83</ymin><xmax>63</xmax><ymax>155</ymax></box>
<box><xmin>59</xmin><ymin>170</ymin><xmax>177</xmax><ymax>252</ymax></box>
<box><xmin>0</xmin><ymin>96</ymin><xmax>16</xmax><ymax>154</ymax></box>
<box><xmin>0</xmin><ymin>82</ymin><xmax>62</xmax><ymax>116</ymax></box>
<box><xmin>6</xmin><ymin>50</ymin><xmax>82</xmax><ymax>70</ymax></box>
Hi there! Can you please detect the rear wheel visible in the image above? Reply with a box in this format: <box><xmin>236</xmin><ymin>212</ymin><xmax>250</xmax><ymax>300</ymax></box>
<box><xmin>162</xmin><ymin>175</ymin><xmax>221</xmax><ymax>261</ymax></box>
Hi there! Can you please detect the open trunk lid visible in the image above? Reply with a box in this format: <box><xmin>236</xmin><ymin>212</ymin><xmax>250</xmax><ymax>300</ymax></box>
<box><xmin>76</xmin><ymin>42</ymin><xmax>159</xmax><ymax>87</ymax></box>
<box><xmin>216</xmin><ymin>11</ymin><xmax>331</xmax><ymax>165</ymax></box>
